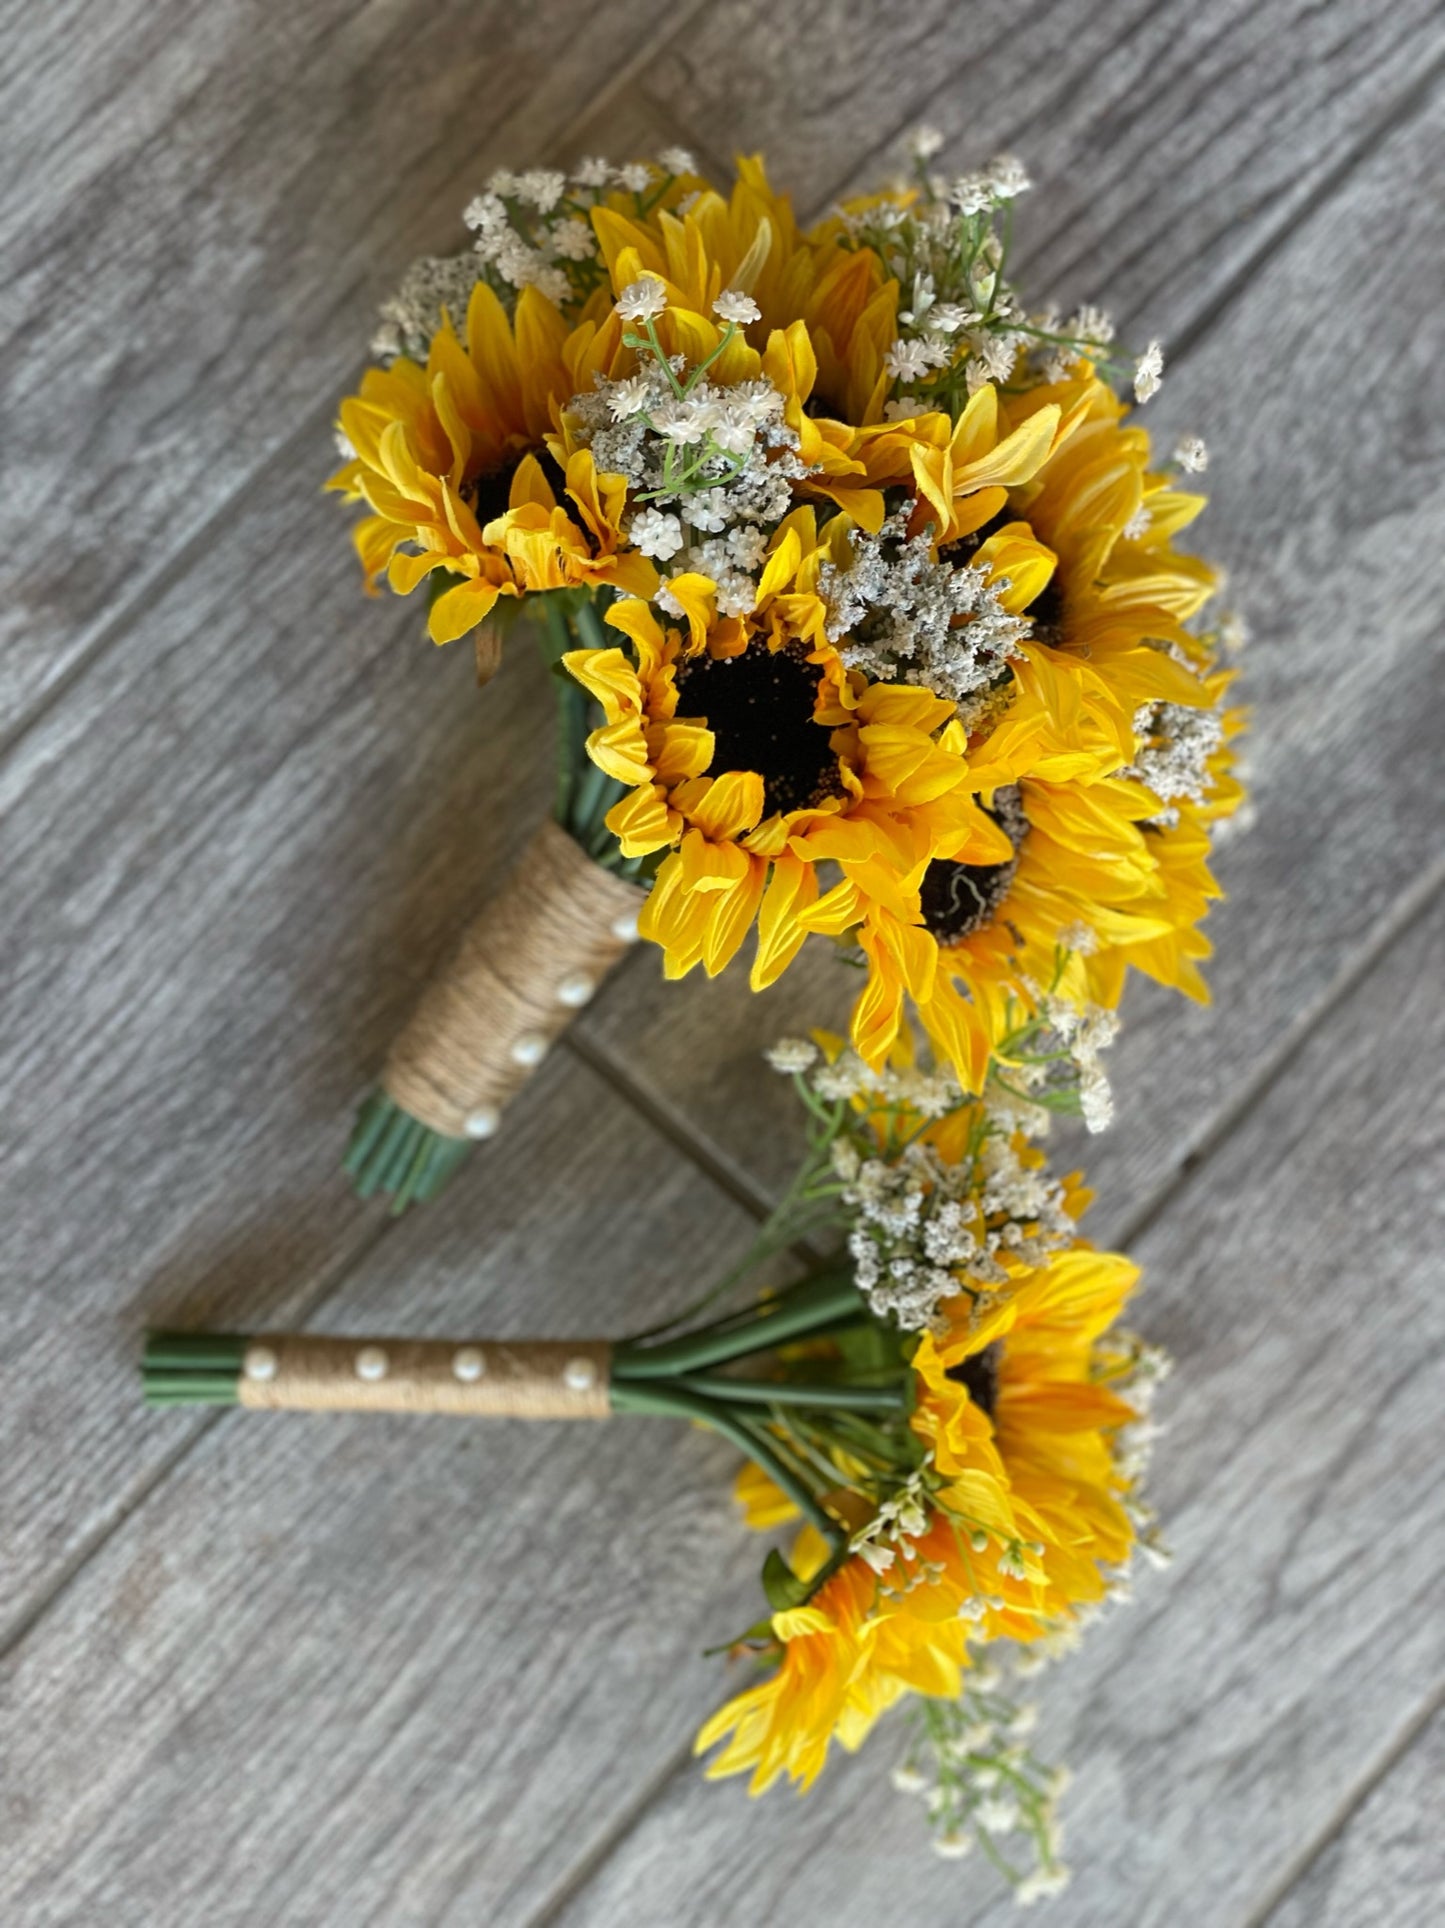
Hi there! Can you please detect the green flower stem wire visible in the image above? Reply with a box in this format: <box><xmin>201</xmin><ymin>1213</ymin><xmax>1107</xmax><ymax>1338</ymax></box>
<box><xmin>342</xmin><ymin>588</ymin><xmax>644</xmax><ymax>1214</ymax></box>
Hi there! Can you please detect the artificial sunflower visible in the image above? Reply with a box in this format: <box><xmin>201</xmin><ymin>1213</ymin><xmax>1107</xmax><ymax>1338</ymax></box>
<box><xmin>695</xmin><ymin>1038</ymin><xmax>1159</xmax><ymax>1795</ymax></box>
<box><xmin>561</xmin><ymin>583</ymin><xmax>1015</xmax><ymax>1045</ymax></box>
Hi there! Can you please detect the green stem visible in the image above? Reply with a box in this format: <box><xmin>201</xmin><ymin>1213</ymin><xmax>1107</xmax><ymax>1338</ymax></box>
<box><xmin>613</xmin><ymin>1269</ymin><xmax>862</xmax><ymax>1378</ymax></box>
<box><xmin>610</xmin><ymin>1381</ymin><xmax>842</xmax><ymax>1546</ymax></box>
<box><xmin>668</xmin><ymin>1374</ymin><xmax>905</xmax><ymax>1412</ymax></box>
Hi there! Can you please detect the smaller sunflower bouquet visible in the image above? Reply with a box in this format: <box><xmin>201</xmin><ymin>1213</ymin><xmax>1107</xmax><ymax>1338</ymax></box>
<box><xmin>147</xmin><ymin>1036</ymin><xmax>1168</xmax><ymax>1903</ymax></box>
<box><xmin>328</xmin><ymin>134</ymin><xmax>1245</xmax><ymax>1211</ymax></box>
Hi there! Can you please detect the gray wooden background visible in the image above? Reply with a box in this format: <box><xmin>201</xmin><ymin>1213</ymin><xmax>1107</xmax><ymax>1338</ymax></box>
<box><xmin>3</xmin><ymin>3</ymin><xmax>1443</xmax><ymax>1922</ymax></box>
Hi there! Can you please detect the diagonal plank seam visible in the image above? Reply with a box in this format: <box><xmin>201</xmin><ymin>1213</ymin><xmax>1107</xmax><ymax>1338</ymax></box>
<box><xmin>523</xmin><ymin>868</ymin><xmax>1445</xmax><ymax>1922</ymax></box>
<box><xmin>2</xmin><ymin>29</ymin><xmax>1435</xmax><ymax>1698</ymax></box>
<box><xmin>0</xmin><ymin>0</ymin><xmax>713</xmax><ymax>776</ymax></box>
<box><xmin>1163</xmin><ymin>49</ymin><xmax>1445</xmax><ymax>368</ymax></box>
<box><xmin>1242</xmin><ymin>1677</ymin><xmax>1445</xmax><ymax>1928</ymax></box>
<box><xmin>0</xmin><ymin>1210</ymin><xmax>402</xmax><ymax>1667</ymax></box>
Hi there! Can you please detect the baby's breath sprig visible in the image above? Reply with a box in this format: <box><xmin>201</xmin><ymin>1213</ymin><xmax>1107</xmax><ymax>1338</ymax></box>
<box><xmin>894</xmin><ymin>1675</ymin><xmax>1071</xmax><ymax>1901</ymax></box>
<box><xmin>765</xmin><ymin>1036</ymin><xmax>1080</xmax><ymax>1335</ymax></box>
<box><xmin>840</xmin><ymin>127</ymin><xmax>1166</xmax><ymax>417</ymax></box>
<box><xmin>564</xmin><ymin>279</ymin><xmax>809</xmax><ymax>616</ymax></box>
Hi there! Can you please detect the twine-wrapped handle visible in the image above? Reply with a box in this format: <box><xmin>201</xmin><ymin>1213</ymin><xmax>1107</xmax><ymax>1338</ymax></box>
<box><xmin>381</xmin><ymin>820</ymin><xmax>647</xmax><ymax>1141</ymax></box>
<box><xmin>236</xmin><ymin>1335</ymin><xmax>613</xmax><ymax>1417</ymax></box>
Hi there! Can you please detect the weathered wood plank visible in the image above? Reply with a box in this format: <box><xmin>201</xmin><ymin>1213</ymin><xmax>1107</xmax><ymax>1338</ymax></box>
<box><xmin>1263</xmin><ymin>1704</ymin><xmax>1445</xmax><ymax>1928</ymax></box>
<box><xmin>547</xmin><ymin>887</ymin><xmax>1445</xmax><ymax>1928</ymax></box>
<box><xmin>579</xmin><ymin>76</ymin><xmax>1445</xmax><ymax>1245</ymax></box>
<box><xmin>0</xmin><ymin>1058</ymin><xmax>776</xmax><ymax>1927</ymax></box>
<box><xmin>635</xmin><ymin>0</ymin><xmax>1445</xmax><ymax>282</ymax></box>
<box><xmin>0</xmin><ymin>7</ymin><xmax>1436</xmax><ymax>1922</ymax></box>
<box><xmin>0</xmin><ymin>0</ymin><xmax>692</xmax><ymax>735</ymax></box>
<box><xmin>0</xmin><ymin>468</ymin><xmax>548</xmax><ymax>1630</ymax></box>
<box><xmin>0</xmin><ymin>84</ymin><xmax>692</xmax><ymax>1635</ymax></box>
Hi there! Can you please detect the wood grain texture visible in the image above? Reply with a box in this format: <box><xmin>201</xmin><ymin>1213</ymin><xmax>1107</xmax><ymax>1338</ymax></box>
<box><xmin>580</xmin><ymin>76</ymin><xmax>1445</xmax><ymax>1246</ymax></box>
<box><xmin>0</xmin><ymin>81</ymin><xmax>691</xmax><ymax>1636</ymax></box>
<box><xmin>0</xmin><ymin>2</ymin><xmax>1440</xmax><ymax>1923</ymax></box>
<box><xmin>549</xmin><ymin>889</ymin><xmax>1445</xmax><ymax>1928</ymax></box>
<box><xmin>0</xmin><ymin>1058</ymin><xmax>780</xmax><ymax>1928</ymax></box>
<box><xmin>0</xmin><ymin>470</ymin><xmax>550</xmax><ymax>1631</ymax></box>
<box><xmin>634</xmin><ymin>0</ymin><xmax>1445</xmax><ymax>285</ymax></box>
<box><xmin>0</xmin><ymin>0</ymin><xmax>693</xmax><ymax>735</ymax></box>
<box><xmin>1263</xmin><ymin>1705</ymin><xmax>1445</xmax><ymax>1928</ymax></box>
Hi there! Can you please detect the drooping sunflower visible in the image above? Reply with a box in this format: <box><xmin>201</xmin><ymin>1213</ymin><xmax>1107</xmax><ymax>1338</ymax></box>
<box><xmin>699</xmin><ymin>1239</ymin><xmax>1153</xmax><ymax>1795</ymax></box>
<box><xmin>327</xmin><ymin>282</ymin><xmax>661</xmax><ymax>648</ymax></box>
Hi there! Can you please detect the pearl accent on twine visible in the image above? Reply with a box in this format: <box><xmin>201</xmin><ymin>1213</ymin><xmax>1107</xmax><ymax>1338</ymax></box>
<box><xmin>563</xmin><ymin>1356</ymin><xmax>599</xmax><ymax>1393</ymax></box>
<box><xmin>452</xmin><ymin>1347</ymin><xmax>486</xmax><ymax>1383</ymax></box>
<box><xmin>509</xmin><ymin>1033</ymin><xmax>548</xmax><ymax>1068</ymax></box>
<box><xmin>243</xmin><ymin>1344</ymin><xmax>278</xmax><ymax>1383</ymax></box>
<box><xmin>555</xmin><ymin>973</ymin><xmax>596</xmax><ymax>1009</ymax></box>
<box><xmin>464</xmin><ymin>1105</ymin><xmax>501</xmax><ymax>1140</ymax></box>
<box><xmin>354</xmin><ymin>1345</ymin><xmax>389</xmax><ymax>1382</ymax></box>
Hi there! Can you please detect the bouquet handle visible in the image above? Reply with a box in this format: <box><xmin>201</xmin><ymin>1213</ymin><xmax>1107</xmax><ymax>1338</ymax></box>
<box><xmin>382</xmin><ymin>818</ymin><xmax>645</xmax><ymax>1139</ymax></box>
<box><xmin>345</xmin><ymin>819</ymin><xmax>646</xmax><ymax>1210</ymax></box>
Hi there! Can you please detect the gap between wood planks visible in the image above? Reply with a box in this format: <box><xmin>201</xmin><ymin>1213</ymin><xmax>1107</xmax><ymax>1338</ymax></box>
<box><xmin>0</xmin><ymin>29</ymin><xmax>1437</xmax><ymax>1915</ymax></box>
<box><xmin>522</xmin><ymin>862</ymin><xmax>1445</xmax><ymax>1928</ymax></box>
<box><xmin>0</xmin><ymin>0</ymin><xmax>712</xmax><ymax>776</ymax></box>
<box><xmin>1243</xmin><ymin>1678</ymin><xmax>1445</xmax><ymax>1928</ymax></box>
<box><xmin>0</xmin><ymin>0</ymin><xmax>1434</xmax><ymax>1705</ymax></box>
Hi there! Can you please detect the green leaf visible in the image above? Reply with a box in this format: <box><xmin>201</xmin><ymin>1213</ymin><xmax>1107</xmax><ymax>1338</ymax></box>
<box><xmin>760</xmin><ymin>1548</ymin><xmax>813</xmax><ymax>1614</ymax></box>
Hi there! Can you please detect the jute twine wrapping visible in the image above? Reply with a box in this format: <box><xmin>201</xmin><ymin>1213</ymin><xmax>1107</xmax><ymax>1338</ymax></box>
<box><xmin>236</xmin><ymin>1336</ymin><xmax>613</xmax><ymax>1417</ymax></box>
<box><xmin>381</xmin><ymin>820</ymin><xmax>647</xmax><ymax>1139</ymax></box>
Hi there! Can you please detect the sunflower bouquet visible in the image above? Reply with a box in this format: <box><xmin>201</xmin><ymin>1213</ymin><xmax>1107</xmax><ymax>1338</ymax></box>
<box><xmin>148</xmin><ymin>1035</ymin><xmax>1169</xmax><ymax>1901</ymax></box>
<box><xmin>329</xmin><ymin>134</ymin><xmax>1244</xmax><ymax>1210</ymax></box>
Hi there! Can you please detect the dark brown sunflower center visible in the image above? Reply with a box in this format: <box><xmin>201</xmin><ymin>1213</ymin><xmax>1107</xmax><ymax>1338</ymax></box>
<box><xmin>463</xmin><ymin>448</ymin><xmax>564</xmax><ymax>528</ymax></box>
<box><xmin>1025</xmin><ymin>578</ymin><xmax>1064</xmax><ymax>649</ymax></box>
<box><xmin>676</xmin><ymin>646</ymin><xmax>842</xmax><ymax>818</ymax></box>
<box><xmin>919</xmin><ymin>785</ymin><xmax>1029</xmax><ymax>944</ymax></box>
<box><xmin>946</xmin><ymin>1340</ymin><xmax>1003</xmax><ymax>1418</ymax></box>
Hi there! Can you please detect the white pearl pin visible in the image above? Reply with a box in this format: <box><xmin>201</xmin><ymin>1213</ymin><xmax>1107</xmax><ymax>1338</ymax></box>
<box><xmin>563</xmin><ymin>1357</ymin><xmax>598</xmax><ymax>1393</ymax></box>
<box><xmin>452</xmin><ymin>1346</ymin><xmax>486</xmax><ymax>1383</ymax></box>
<box><xmin>463</xmin><ymin>1105</ymin><xmax>501</xmax><ymax>1140</ymax></box>
<box><xmin>555</xmin><ymin>972</ymin><xmax>596</xmax><ymax>1008</ymax></box>
<box><xmin>509</xmin><ymin>1032</ymin><xmax>548</xmax><ymax>1068</ymax></box>
<box><xmin>354</xmin><ymin>1345</ymin><xmax>389</xmax><ymax>1382</ymax></box>
<box><xmin>243</xmin><ymin>1343</ymin><xmax>278</xmax><ymax>1383</ymax></box>
<box><xmin>610</xmin><ymin>910</ymin><xmax>639</xmax><ymax>942</ymax></box>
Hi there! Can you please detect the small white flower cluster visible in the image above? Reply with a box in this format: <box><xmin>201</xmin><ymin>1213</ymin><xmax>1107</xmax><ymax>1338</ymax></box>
<box><xmin>840</xmin><ymin>133</ymin><xmax>1160</xmax><ymax>413</ymax></box>
<box><xmin>767</xmin><ymin>1037</ymin><xmax>1078</xmax><ymax>1332</ymax></box>
<box><xmin>370</xmin><ymin>253</ymin><xmax>492</xmax><ymax>363</ymax></box>
<box><xmin>1133</xmin><ymin>339</ymin><xmax>1165</xmax><ymax>403</ymax></box>
<box><xmin>462</xmin><ymin>152</ymin><xmax>695</xmax><ymax>311</ymax></box>
<box><xmin>566</xmin><ymin>288</ymin><xmax>808</xmax><ymax>617</ymax></box>
<box><xmin>849</xmin><ymin>1473</ymin><xmax>935</xmax><ymax>1578</ymax></box>
<box><xmin>1025</xmin><ymin>300</ymin><xmax>1119</xmax><ymax>385</ymax></box>
<box><xmin>369</xmin><ymin>153</ymin><xmax>700</xmax><ymax>360</ymax></box>
<box><xmin>895</xmin><ymin>1680</ymin><xmax>1070</xmax><ymax>1897</ymax></box>
<box><xmin>840</xmin><ymin>142</ymin><xmax>1126</xmax><ymax>409</ymax></box>
<box><xmin>1016</xmin><ymin>996</ymin><xmax>1121</xmax><ymax>1136</ymax></box>
<box><xmin>1098</xmin><ymin>1332</ymin><xmax>1173</xmax><ymax>1563</ymax></box>
<box><xmin>819</xmin><ymin>510</ymin><xmax>1031</xmax><ymax>714</ymax></box>
<box><xmin>1127</xmin><ymin>700</ymin><xmax>1226</xmax><ymax>827</ymax></box>
<box><xmin>774</xmin><ymin>1039</ymin><xmax>965</xmax><ymax>1119</ymax></box>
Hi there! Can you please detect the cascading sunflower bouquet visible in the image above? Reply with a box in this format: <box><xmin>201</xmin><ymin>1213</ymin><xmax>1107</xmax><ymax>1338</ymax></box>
<box><xmin>147</xmin><ymin>1035</ymin><xmax>1169</xmax><ymax>1903</ymax></box>
<box><xmin>329</xmin><ymin>134</ymin><xmax>1245</xmax><ymax>1209</ymax></box>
